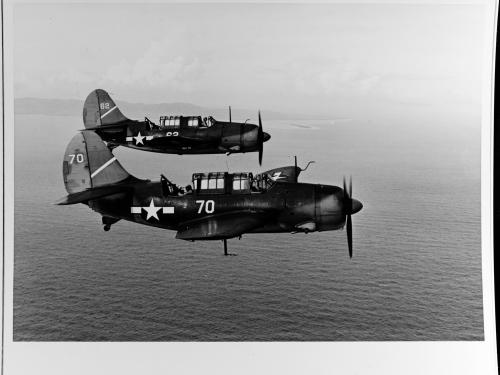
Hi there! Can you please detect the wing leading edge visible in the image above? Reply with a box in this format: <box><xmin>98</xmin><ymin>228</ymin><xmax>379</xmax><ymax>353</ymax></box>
<box><xmin>175</xmin><ymin>210</ymin><xmax>270</xmax><ymax>240</ymax></box>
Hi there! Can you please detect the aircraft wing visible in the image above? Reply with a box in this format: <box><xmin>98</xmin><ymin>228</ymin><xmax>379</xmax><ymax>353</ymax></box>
<box><xmin>147</xmin><ymin>135</ymin><xmax>217</xmax><ymax>147</ymax></box>
<box><xmin>175</xmin><ymin>210</ymin><xmax>270</xmax><ymax>240</ymax></box>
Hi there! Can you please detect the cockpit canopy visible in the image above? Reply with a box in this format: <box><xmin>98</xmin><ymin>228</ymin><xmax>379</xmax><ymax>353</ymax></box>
<box><xmin>192</xmin><ymin>172</ymin><xmax>258</xmax><ymax>195</ymax></box>
<box><xmin>159</xmin><ymin>116</ymin><xmax>181</xmax><ymax>128</ymax></box>
<box><xmin>158</xmin><ymin>115</ymin><xmax>214</xmax><ymax>128</ymax></box>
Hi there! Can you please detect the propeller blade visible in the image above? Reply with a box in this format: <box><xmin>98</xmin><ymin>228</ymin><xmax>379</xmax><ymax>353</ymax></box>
<box><xmin>258</xmin><ymin>111</ymin><xmax>263</xmax><ymax>166</ymax></box>
<box><xmin>349</xmin><ymin>175</ymin><xmax>352</xmax><ymax>198</ymax></box>
<box><xmin>294</xmin><ymin>156</ymin><xmax>298</xmax><ymax>182</ymax></box>
<box><xmin>229</xmin><ymin>106</ymin><xmax>232</xmax><ymax>123</ymax></box>
<box><xmin>347</xmin><ymin>214</ymin><xmax>353</xmax><ymax>258</ymax></box>
<box><xmin>343</xmin><ymin>175</ymin><xmax>354</xmax><ymax>258</ymax></box>
<box><xmin>343</xmin><ymin>176</ymin><xmax>349</xmax><ymax>200</ymax></box>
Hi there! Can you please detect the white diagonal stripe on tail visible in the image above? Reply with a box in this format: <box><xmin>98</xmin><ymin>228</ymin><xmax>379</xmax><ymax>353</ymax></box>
<box><xmin>100</xmin><ymin>105</ymin><xmax>117</xmax><ymax>119</ymax></box>
<box><xmin>90</xmin><ymin>157</ymin><xmax>117</xmax><ymax>178</ymax></box>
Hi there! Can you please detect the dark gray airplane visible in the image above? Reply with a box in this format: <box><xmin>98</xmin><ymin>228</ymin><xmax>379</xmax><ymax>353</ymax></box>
<box><xmin>57</xmin><ymin>131</ymin><xmax>363</xmax><ymax>256</ymax></box>
<box><xmin>83</xmin><ymin>89</ymin><xmax>271</xmax><ymax>165</ymax></box>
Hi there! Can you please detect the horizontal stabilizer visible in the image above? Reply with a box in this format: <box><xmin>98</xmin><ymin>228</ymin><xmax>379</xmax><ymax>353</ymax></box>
<box><xmin>82</xmin><ymin>122</ymin><xmax>130</xmax><ymax>131</ymax></box>
<box><xmin>176</xmin><ymin>210</ymin><xmax>268</xmax><ymax>240</ymax></box>
<box><xmin>56</xmin><ymin>183</ymin><xmax>133</xmax><ymax>205</ymax></box>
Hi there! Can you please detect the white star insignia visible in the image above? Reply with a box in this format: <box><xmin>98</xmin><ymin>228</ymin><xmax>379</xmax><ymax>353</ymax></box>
<box><xmin>134</xmin><ymin>131</ymin><xmax>146</xmax><ymax>145</ymax></box>
<box><xmin>131</xmin><ymin>199</ymin><xmax>175</xmax><ymax>221</ymax></box>
<box><xmin>143</xmin><ymin>198</ymin><xmax>161</xmax><ymax>220</ymax></box>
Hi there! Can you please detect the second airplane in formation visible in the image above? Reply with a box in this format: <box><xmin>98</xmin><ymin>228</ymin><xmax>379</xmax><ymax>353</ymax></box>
<box><xmin>82</xmin><ymin>89</ymin><xmax>271</xmax><ymax>164</ymax></box>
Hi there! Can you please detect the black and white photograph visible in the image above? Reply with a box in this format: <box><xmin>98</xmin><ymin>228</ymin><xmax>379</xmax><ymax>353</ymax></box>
<box><xmin>1</xmin><ymin>1</ymin><xmax>497</xmax><ymax>374</ymax></box>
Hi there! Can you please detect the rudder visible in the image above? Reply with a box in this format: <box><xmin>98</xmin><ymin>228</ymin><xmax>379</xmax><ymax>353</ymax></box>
<box><xmin>62</xmin><ymin>131</ymin><xmax>131</xmax><ymax>194</ymax></box>
<box><xmin>82</xmin><ymin>89</ymin><xmax>129</xmax><ymax>128</ymax></box>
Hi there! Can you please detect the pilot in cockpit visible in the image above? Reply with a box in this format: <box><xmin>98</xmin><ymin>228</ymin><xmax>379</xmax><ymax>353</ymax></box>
<box><xmin>145</xmin><ymin>116</ymin><xmax>155</xmax><ymax>130</ymax></box>
<box><xmin>205</xmin><ymin>116</ymin><xmax>214</xmax><ymax>127</ymax></box>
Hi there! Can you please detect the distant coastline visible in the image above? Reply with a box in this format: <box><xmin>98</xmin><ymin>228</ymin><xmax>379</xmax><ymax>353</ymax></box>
<box><xmin>14</xmin><ymin>97</ymin><xmax>328</xmax><ymax>121</ymax></box>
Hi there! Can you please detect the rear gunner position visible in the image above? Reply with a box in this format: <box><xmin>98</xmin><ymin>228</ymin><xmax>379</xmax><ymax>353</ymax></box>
<box><xmin>83</xmin><ymin>89</ymin><xmax>271</xmax><ymax>165</ymax></box>
<box><xmin>58</xmin><ymin>131</ymin><xmax>363</xmax><ymax>256</ymax></box>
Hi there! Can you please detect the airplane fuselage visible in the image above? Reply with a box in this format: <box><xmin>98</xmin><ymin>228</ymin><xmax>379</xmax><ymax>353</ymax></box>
<box><xmin>88</xmin><ymin>181</ymin><xmax>349</xmax><ymax>238</ymax></box>
<box><xmin>95</xmin><ymin>119</ymin><xmax>268</xmax><ymax>155</ymax></box>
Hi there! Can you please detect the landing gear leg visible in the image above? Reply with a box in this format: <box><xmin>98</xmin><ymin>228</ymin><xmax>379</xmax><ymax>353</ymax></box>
<box><xmin>222</xmin><ymin>239</ymin><xmax>237</xmax><ymax>256</ymax></box>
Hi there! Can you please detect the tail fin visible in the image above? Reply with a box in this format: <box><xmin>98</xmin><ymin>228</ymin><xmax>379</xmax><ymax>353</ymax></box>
<box><xmin>82</xmin><ymin>89</ymin><xmax>129</xmax><ymax>129</ymax></box>
<box><xmin>62</xmin><ymin>130</ymin><xmax>131</xmax><ymax>194</ymax></box>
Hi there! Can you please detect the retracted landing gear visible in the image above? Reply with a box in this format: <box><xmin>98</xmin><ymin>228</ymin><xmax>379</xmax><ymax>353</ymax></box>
<box><xmin>102</xmin><ymin>216</ymin><xmax>120</xmax><ymax>232</ymax></box>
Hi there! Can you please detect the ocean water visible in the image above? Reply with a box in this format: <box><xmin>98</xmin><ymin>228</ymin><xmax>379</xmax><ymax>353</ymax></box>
<box><xmin>13</xmin><ymin>113</ymin><xmax>483</xmax><ymax>341</ymax></box>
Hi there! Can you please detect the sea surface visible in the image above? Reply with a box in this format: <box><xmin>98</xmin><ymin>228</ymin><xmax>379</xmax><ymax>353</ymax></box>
<box><xmin>13</xmin><ymin>113</ymin><xmax>483</xmax><ymax>341</ymax></box>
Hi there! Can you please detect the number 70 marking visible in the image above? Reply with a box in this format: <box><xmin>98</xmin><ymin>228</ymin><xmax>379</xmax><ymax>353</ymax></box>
<box><xmin>196</xmin><ymin>200</ymin><xmax>215</xmax><ymax>214</ymax></box>
<box><xmin>68</xmin><ymin>153</ymin><xmax>84</xmax><ymax>164</ymax></box>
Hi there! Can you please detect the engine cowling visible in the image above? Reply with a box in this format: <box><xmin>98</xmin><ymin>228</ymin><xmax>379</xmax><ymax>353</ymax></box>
<box><xmin>314</xmin><ymin>185</ymin><xmax>345</xmax><ymax>231</ymax></box>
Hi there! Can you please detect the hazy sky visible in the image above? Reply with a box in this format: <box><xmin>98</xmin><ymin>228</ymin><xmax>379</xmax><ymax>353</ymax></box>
<box><xmin>14</xmin><ymin>3</ymin><xmax>485</xmax><ymax>119</ymax></box>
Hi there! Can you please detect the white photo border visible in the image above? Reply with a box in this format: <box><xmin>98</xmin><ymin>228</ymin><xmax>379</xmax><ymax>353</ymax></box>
<box><xmin>1</xmin><ymin>1</ymin><xmax>497</xmax><ymax>374</ymax></box>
